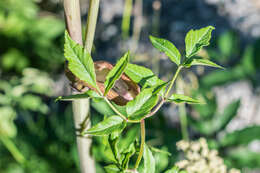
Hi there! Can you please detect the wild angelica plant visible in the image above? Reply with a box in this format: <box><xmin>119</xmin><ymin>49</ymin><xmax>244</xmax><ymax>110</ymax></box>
<box><xmin>57</xmin><ymin>26</ymin><xmax>223</xmax><ymax>172</ymax></box>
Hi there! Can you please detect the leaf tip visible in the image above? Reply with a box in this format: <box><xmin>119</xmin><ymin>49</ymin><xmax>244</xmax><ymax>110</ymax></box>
<box><xmin>55</xmin><ymin>96</ymin><xmax>62</xmax><ymax>102</ymax></box>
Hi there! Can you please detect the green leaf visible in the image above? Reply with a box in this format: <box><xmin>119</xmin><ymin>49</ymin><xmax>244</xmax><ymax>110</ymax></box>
<box><xmin>104</xmin><ymin>52</ymin><xmax>130</xmax><ymax>96</ymax></box>
<box><xmin>213</xmin><ymin>100</ymin><xmax>240</xmax><ymax>132</ymax></box>
<box><xmin>165</xmin><ymin>167</ymin><xmax>187</xmax><ymax>173</ymax></box>
<box><xmin>183</xmin><ymin>57</ymin><xmax>224</xmax><ymax>69</ymax></box>
<box><xmin>190</xmin><ymin>100</ymin><xmax>240</xmax><ymax>135</ymax></box>
<box><xmin>143</xmin><ymin>144</ymin><xmax>155</xmax><ymax>173</ymax></box>
<box><xmin>226</xmin><ymin>147</ymin><xmax>260</xmax><ymax>168</ymax></box>
<box><xmin>84</xmin><ymin>116</ymin><xmax>125</xmax><ymax>136</ymax></box>
<box><xmin>167</xmin><ymin>94</ymin><xmax>204</xmax><ymax>104</ymax></box>
<box><xmin>118</xmin><ymin>125</ymin><xmax>139</xmax><ymax>153</ymax></box>
<box><xmin>125</xmin><ymin>63</ymin><xmax>165</xmax><ymax>88</ymax></box>
<box><xmin>108</xmin><ymin>135</ymin><xmax>120</xmax><ymax>163</ymax></box>
<box><xmin>55</xmin><ymin>90</ymin><xmax>101</xmax><ymax>102</ymax></box>
<box><xmin>220</xmin><ymin>126</ymin><xmax>260</xmax><ymax>147</ymax></box>
<box><xmin>91</xmin><ymin>99</ymin><xmax>127</xmax><ymax>117</ymax></box>
<box><xmin>104</xmin><ymin>164</ymin><xmax>121</xmax><ymax>173</ymax></box>
<box><xmin>151</xmin><ymin>81</ymin><xmax>169</xmax><ymax>95</ymax></box>
<box><xmin>121</xmin><ymin>143</ymin><xmax>136</xmax><ymax>170</ymax></box>
<box><xmin>149</xmin><ymin>146</ymin><xmax>171</xmax><ymax>156</ymax></box>
<box><xmin>126</xmin><ymin>88</ymin><xmax>158</xmax><ymax>120</ymax></box>
<box><xmin>149</xmin><ymin>36</ymin><xmax>181</xmax><ymax>66</ymax></box>
<box><xmin>64</xmin><ymin>31</ymin><xmax>97</xmax><ymax>89</ymax></box>
<box><xmin>185</xmin><ymin>26</ymin><xmax>215</xmax><ymax>58</ymax></box>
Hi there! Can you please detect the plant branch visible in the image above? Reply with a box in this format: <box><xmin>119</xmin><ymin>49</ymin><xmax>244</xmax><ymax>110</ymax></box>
<box><xmin>134</xmin><ymin>119</ymin><xmax>145</xmax><ymax>169</ymax></box>
<box><xmin>103</xmin><ymin>97</ymin><xmax>139</xmax><ymax>123</ymax></box>
<box><xmin>104</xmin><ymin>97</ymin><xmax>126</xmax><ymax>120</ymax></box>
<box><xmin>144</xmin><ymin>66</ymin><xmax>182</xmax><ymax>119</ymax></box>
<box><xmin>144</xmin><ymin>97</ymin><xmax>164</xmax><ymax>119</ymax></box>
<box><xmin>165</xmin><ymin>66</ymin><xmax>182</xmax><ymax>98</ymax></box>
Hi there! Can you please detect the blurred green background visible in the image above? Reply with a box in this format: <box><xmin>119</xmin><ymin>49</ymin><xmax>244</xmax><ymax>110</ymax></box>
<box><xmin>0</xmin><ymin>0</ymin><xmax>260</xmax><ymax>172</ymax></box>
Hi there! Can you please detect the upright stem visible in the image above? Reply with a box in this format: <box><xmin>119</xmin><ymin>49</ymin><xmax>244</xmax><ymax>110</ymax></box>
<box><xmin>84</xmin><ymin>0</ymin><xmax>100</xmax><ymax>51</ymax></box>
<box><xmin>0</xmin><ymin>137</ymin><xmax>26</xmax><ymax>164</ymax></box>
<box><xmin>177</xmin><ymin>77</ymin><xmax>189</xmax><ymax>141</ymax></box>
<box><xmin>179</xmin><ymin>104</ymin><xmax>189</xmax><ymax>141</ymax></box>
<box><xmin>63</xmin><ymin>0</ymin><xmax>96</xmax><ymax>172</ymax></box>
<box><xmin>134</xmin><ymin>119</ymin><xmax>145</xmax><ymax>169</ymax></box>
<box><xmin>64</xmin><ymin>0</ymin><xmax>83</xmax><ymax>45</ymax></box>
<box><xmin>131</xmin><ymin>0</ymin><xmax>143</xmax><ymax>53</ymax></box>
<box><xmin>122</xmin><ymin>0</ymin><xmax>133</xmax><ymax>39</ymax></box>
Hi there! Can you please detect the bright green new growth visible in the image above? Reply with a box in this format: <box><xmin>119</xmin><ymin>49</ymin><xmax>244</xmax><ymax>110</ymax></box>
<box><xmin>185</xmin><ymin>26</ymin><xmax>215</xmax><ymax>58</ymax></box>
<box><xmin>167</xmin><ymin>94</ymin><xmax>204</xmax><ymax>104</ymax></box>
<box><xmin>149</xmin><ymin>35</ymin><xmax>181</xmax><ymax>66</ymax></box>
<box><xmin>60</xmin><ymin>26</ymin><xmax>223</xmax><ymax>172</ymax></box>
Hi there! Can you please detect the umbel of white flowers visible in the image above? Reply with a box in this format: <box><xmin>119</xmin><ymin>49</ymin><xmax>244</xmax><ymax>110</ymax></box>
<box><xmin>176</xmin><ymin>138</ymin><xmax>241</xmax><ymax>173</ymax></box>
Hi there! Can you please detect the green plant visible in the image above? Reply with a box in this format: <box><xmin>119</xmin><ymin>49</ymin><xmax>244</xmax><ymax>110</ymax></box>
<box><xmin>57</xmin><ymin>25</ymin><xmax>224</xmax><ymax>172</ymax></box>
<box><xmin>0</xmin><ymin>0</ymin><xmax>64</xmax><ymax>73</ymax></box>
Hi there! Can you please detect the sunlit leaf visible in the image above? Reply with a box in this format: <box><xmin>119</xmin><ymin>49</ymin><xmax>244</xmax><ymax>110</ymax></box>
<box><xmin>185</xmin><ymin>26</ymin><xmax>215</xmax><ymax>58</ymax></box>
<box><xmin>64</xmin><ymin>31</ymin><xmax>97</xmax><ymax>89</ymax></box>
<box><xmin>183</xmin><ymin>57</ymin><xmax>224</xmax><ymax>69</ymax></box>
<box><xmin>150</xmin><ymin>36</ymin><xmax>181</xmax><ymax>66</ymax></box>
<box><xmin>55</xmin><ymin>90</ymin><xmax>101</xmax><ymax>102</ymax></box>
<box><xmin>104</xmin><ymin>52</ymin><xmax>130</xmax><ymax>96</ymax></box>
<box><xmin>83</xmin><ymin>116</ymin><xmax>125</xmax><ymax>136</ymax></box>
<box><xmin>167</xmin><ymin>94</ymin><xmax>204</xmax><ymax>104</ymax></box>
<box><xmin>126</xmin><ymin>88</ymin><xmax>158</xmax><ymax>120</ymax></box>
<box><xmin>125</xmin><ymin>63</ymin><xmax>165</xmax><ymax>88</ymax></box>
<box><xmin>151</xmin><ymin>81</ymin><xmax>169</xmax><ymax>95</ymax></box>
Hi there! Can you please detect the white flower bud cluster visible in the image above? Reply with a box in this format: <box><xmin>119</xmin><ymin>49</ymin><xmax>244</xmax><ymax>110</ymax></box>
<box><xmin>176</xmin><ymin>138</ymin><xmax>241</xmax><ymax>173</ymax></box>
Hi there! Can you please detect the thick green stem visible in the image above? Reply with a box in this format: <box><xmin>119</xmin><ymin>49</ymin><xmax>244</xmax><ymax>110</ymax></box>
<box><xmin>134</xmin><ymin>119</ymin><xmax>145</xmax><ymax>169</ymax></box>
<box><xmin>0</xmin><ymin>137</ymin><xmax>26</xmax><ymax>164</ymax></box>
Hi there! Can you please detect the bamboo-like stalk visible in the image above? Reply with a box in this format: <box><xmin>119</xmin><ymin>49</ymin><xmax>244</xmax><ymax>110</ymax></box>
<box><xmin>84</xmin><ymin>0</ymin><xmax>100</xmax><ymax>51</ymax></box>
<box><xmin>129</xmin><ymin>0</ymin><xmax>143</xmax><ymax>58</ymax></box>
<box><xmin>122</xmin><ymin>0</ymin><xmax>133</xmax><ymax>39</ymax></box>
<box><xmin>63</xmin><ymin>0</ymin><xmax>96</xmax><ymax>173</ymax></box>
